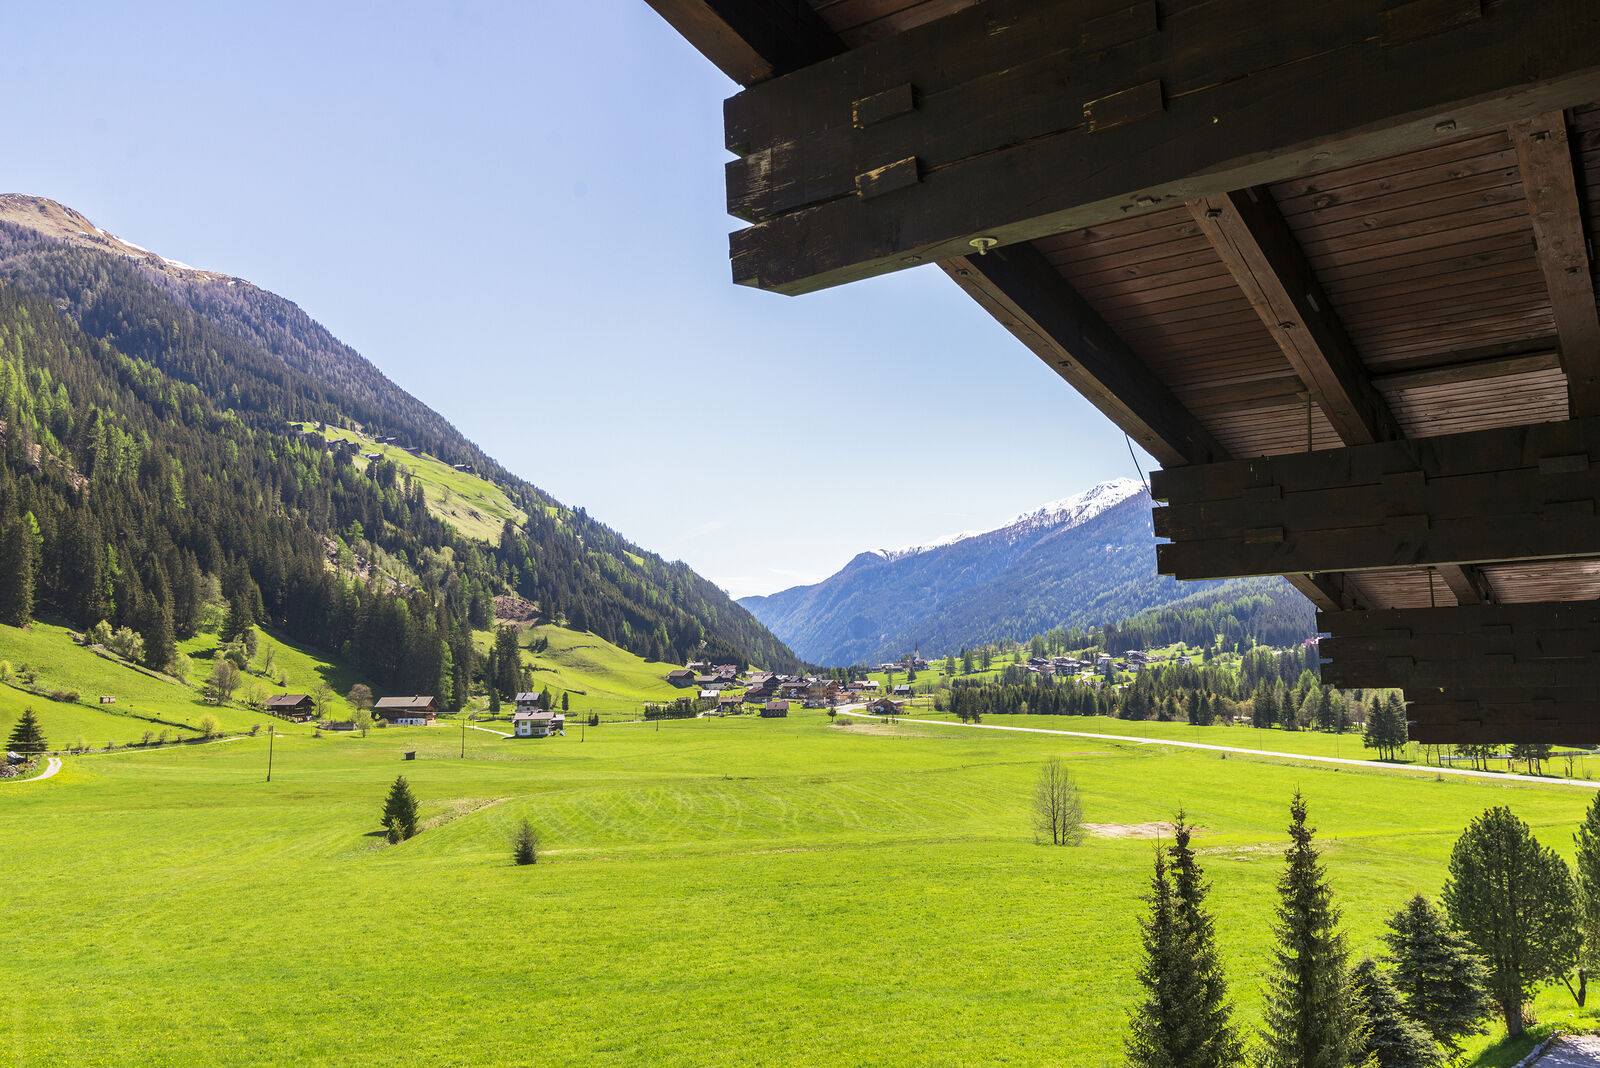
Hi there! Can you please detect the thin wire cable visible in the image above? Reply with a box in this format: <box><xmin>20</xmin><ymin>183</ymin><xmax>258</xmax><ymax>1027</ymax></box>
<box><xmin>1125</xmin><ymin>433</ymin><xmax>1150</xmax><ymax>497</ymax></box>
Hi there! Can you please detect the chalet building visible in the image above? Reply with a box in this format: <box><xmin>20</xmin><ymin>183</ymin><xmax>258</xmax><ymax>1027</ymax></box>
<box><xmin>373</xmin><ymin>696</ymin><xmax>438</xmax><ymax>726</ymax></box>
<box><xmin>512</xmin><ymin>710</ymin><xmax>564</xmax><ymax>738</ymax></box>
<box><xmin>699</xmin><ymin>689</ymin><xmax>721</xmax><ymax>701</ymax></box>
<box><xmin>744</xmin><ymin>678</ymin><xmax>779</xmax><ymax>701</ymax></box>
<box><xmin>265</xmin><ymin>694</ymin><xmax>315</xmax><ymax>721</ymax></box>
<box><xmin>778</xmin><ymin>680</ymin><xmax>810</xmax><ymax>700</ymax></box>
<box><xmin>718</xmin><ymin>694</ymin><xmax>745</xmax><ymax>712</ymax></box>
<box><xmin>867</xmin><ymin>698</ymin><xmax>905</xmax><ymax>716</ymax></box>
<box><xmin>892</xmin><ymin>684</ymin><xmax>912</xmax><ymax>697</ymax></box>
<box><xmin>513</xmin><ymin>693</ymin><xmax>546</xmax><ymax>713</ymax></box>
<box><xmin>451</xmin><ymin>463</ymin><xmax>477</xmax><ymax>475</ymax></box>
<box><xmin>761</xmin><ymin>700</ymin><xmax>789</xmax><ymax>718</ymax></box>
<box><xmin>666</xmin><ymin>669</ymin><xmax>696</xmax><ymax>687</ymax></box>
<box><xmin>362</xmin><ymin>452</ymin><xmax>382</xmax><ymax>462</ymax></box>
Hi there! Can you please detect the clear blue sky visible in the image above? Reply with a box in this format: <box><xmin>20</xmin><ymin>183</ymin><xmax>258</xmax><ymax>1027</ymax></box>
<box><xmin>7</xmin><ymin>1</ymin><xmax>1151</xmax><ymax>598</ymax></box>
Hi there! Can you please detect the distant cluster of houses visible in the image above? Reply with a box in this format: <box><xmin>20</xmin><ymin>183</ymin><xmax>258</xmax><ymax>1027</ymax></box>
<box><xmin>1016</xmin><ymin>648</ymin><xmax>1193</xmax><ymax>679</ymax></box>
<box><xmin>665</xmin><ymin>661</ymin><xmax>912</xmax><ymax>715</ymax></box>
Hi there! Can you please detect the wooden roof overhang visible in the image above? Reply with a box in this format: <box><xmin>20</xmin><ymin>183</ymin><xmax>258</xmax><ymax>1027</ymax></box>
<box><xmin>644</xmin><ymin>0</ymin><xmax>1600</xmax><ymax>742</ymax></box>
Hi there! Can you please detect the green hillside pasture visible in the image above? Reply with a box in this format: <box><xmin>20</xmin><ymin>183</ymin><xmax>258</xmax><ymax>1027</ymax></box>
<box><xmin>179</xmin><ymin>626</ymin><xmax>367</xmax><ymax>723</ymax></box>
<box><xmin>0</xmin><ymin>621</ymin><xmax>267</xmax><ymax>745</ymax></box>
<box><xmin>298</xmin><ymin>423</ymin><xmax>527</xmax><ymax>541</ymax></box>
<box><xmin>470</xmin><ymin>623</ymin><xmax>682</xmax><ymax>721</ymax></box>
<box><xmin>2</xmin><ymin>712</ymin><xmax>1596</xmax><ymax>1065</ymax></box>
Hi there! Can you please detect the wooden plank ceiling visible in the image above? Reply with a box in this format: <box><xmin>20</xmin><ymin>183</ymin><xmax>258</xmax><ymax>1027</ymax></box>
<box><xmin>643</xmin><ymin>0</ymin><xmax>1600</xmax><ymax>739</ymax></box>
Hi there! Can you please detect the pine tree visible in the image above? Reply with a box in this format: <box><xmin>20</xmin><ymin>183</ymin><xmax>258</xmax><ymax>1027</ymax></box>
<box><xmin>0</xmin><ymin>515</ymin><xmax>35</xmax><ymax>627</ymax></box>
<box><xmin>1259</xmin><ymin>791</ymin><xmax>1365</xmax><ymax>1068</ymax></box>
<box><xmin>1382</xmin><ymin>894</ymin><xmax>1493</xmax><ymax>1057</ymax></box>
<box><xmin>7</xmin><ymin>707</ymin><xmax>47</xmax><ymax>754</ymax></box>
<box><xmin>1352</xmin><ymin>958</ymin><xmax>1440</xmax><ymax>1068</ymax></box>
<box><xmin>512</xmin><ymin>818</ymin><xmax>539</xmax><ymax>865</ymax></box>
<box><xmin>382</xmin><ymin>774</ymin><xmax>419</xmax><ymax>841</ymax></box>
<box><xmin>1127</xmin><ymin>849</ymin><xmax>1210</xmax><ymax>1067</ymax></box>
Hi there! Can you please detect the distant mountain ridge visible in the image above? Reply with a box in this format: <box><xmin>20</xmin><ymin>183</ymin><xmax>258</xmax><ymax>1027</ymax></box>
<box><xmin>739</xmin><ymin>479</ymin><xmax>1224</xmax><ymax>665</ymax></box>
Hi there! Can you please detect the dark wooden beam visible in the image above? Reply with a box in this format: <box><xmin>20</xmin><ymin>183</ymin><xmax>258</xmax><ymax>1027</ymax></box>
<box><xmin>1188</xmin><ymin>187</ymin><xmax>1402</xmax><ymax>446</ymax></box>
<box><xmin>642</xmin><ymin>0</ymin><xmax>844</xmax><ymax>87</ymax></box>
<box><xmin>941</xmin><ymin>245</ymin><xmax>1229</xmax><ymax>467</ymax></box>
<box><xmin>722</xmin><ymin>0</ymin><xmax>1600</xmax><ymax>294</ymax></box>
<box><xmin>1284</xmin><ymin>572</ymin><xmax>1362</xmax><ymax>613</ymax></box>
<box><xmin>1151</xmin><ymin>416</ymin><xmax>1600</xmax><ymax>579</ymax></box>
<box><xmin>1321</xmin><ymin>600</ymin><xmax>1600</xmax><ymax>742</ymax></box>
<box><xmin>1511</xmin><ymin>111</ymin><xmax>1600</xmax><ymax>417</ymax></box>
<box><xmin>1436</xmin><ymin>563</ymin><xmax>1495</xmax><ymax>606</ymax></box>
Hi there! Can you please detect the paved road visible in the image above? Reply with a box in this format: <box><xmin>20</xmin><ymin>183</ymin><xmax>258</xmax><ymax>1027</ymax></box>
<box><xmin>3</xmin><ymin>757</ymin><xmax>62</xmax><ymax>784</ymax></box>
<box><xmin>837</xmin><ymin>710</ymin><xmax>1600</xmax><ymax>790</ymax></box>
<box><xmin>466</xmin><ymin>724</ymin><xmax>511</xmax><ymax>738</ymax></box>
<box><xmin>1537</xmin><ymin>1035</ymin><xmax>1600</xmax><ymax>1065</ymax></box>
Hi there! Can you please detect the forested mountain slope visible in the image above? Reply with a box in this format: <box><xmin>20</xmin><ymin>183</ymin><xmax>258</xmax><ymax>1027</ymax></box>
<box><xmin>0</xmin><ymin>197</ymin><xmax>798</xmax><ymax>694</ymax></box>
<box><xmin>740</xmin><ymin>480</ymin><xmax>1246</xmax><ymax>665</ymax></box>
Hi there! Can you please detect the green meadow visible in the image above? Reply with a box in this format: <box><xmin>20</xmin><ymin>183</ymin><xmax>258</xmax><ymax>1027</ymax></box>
<box><xmin>295</xmin><ymin>423</ymin><xmax>528</xmax><ymax>542</ymax></box>
<box><xmin>3</xmin><ymin>710</ymin><xmax>1597</xmax><ymax>1065</ymax></box>
<box><xmin>0</xmin><ymin>622</ymin><xmax>368</xmax><ymax>749</ymax></box>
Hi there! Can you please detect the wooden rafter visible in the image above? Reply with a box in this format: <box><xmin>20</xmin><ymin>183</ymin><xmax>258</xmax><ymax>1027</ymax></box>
<box><xmin>642</xmin><ymin>0</ymin><xmax>844</xmax><ymax>87</ymax></box>
<box><xmin>1511</xmin><ymin>110</ymin><xmax>1600</xmax><ymax>418</ymax></box>
<box><xmin>1285</xmin><ymin>572</ymin><xmax>1362</xmax><ymax>613</ymax></box>
<box><xmin>1436</xmin><ymin>564</ymin><xmax>1496</xmax><ymax>606</ymax></box>
<box><xmin>1189</xmin><ymin>188</ymin><xmax>1402</xmax><ymax>446</ymax></box>
<box><xmin>942</xmin><ymin>245</ymin><xmax>1228</xmax><ymax>468</ymax></box>
<box><xmin>723</xmin><ymin>0</ymin><xmax>1600</xmax><ymax>294</ymax></box>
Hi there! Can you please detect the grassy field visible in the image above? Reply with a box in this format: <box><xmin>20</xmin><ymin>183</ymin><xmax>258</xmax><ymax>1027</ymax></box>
<box><xmin>0</xmin><ymin>622</ymin><xmax>373</xmax><ymax>749</ymax></box>
<box><xmin>467</xmin><ymin>623</ymin><xmax>682</xmax><ymax>723</ymax></box>
<box><xmin>2</xmin><ymin>710</ymin><xmax>1596</xmax><ymax>1065</ymax></box>
<box><xmin>296</xmin><ymin>423</ymin><xmax>528</xmax><ymax>541</ymax></box>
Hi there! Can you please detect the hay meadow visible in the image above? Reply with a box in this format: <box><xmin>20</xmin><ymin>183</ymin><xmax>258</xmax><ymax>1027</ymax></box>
<box><xmin>5</xmin><ymin>708</ymin><xmax>1600</xmax><ymax>1065</ymax></box>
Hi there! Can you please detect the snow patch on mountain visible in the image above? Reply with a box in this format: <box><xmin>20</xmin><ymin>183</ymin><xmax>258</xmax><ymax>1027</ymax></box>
<box><xmin>873</xmin><ymin>477</ymin><xmax>1145</xmax><ymax>561</ymax></box>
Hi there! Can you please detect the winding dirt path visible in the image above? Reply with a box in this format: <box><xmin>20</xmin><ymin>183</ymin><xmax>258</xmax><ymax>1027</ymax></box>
<box><xmin>3</xmin><ymin>757</ymin><xmax>62</xmax><ymax>784</ymax></box>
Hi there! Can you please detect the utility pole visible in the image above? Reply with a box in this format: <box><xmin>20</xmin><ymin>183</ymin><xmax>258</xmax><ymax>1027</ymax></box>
<box><xmin>461</xmin><ymin>712</ymin><xmax>466</xmax><ymax>759</ymax></box>
<box><xmin>266</xmin><ymin>721</ymin><xmax>275</xmax><ymax>782</ymax></box>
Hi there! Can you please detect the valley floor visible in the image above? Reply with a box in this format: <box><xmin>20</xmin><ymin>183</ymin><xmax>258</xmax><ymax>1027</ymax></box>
<box><xmin>2</xmin><ymin>711</ymin><xmax>1595</xmax><ymax>1065</ymax></box>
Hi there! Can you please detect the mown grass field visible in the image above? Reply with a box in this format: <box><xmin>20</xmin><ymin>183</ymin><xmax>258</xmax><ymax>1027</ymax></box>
<box><xmin>3</xmin><ymin>710</ymin><xmax>1597</xmax><ymax>1065</ymax></box>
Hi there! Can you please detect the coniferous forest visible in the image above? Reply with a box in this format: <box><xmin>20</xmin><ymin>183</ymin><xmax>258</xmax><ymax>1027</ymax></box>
<box><xmin>0</xmin><ymin>219</ymin><xmax>799</xmax><ymax>704</ymax></box>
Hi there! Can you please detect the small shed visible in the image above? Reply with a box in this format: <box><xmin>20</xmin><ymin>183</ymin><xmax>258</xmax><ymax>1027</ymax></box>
<box><xmin>761</xmin><ymin>700</ymin><xmax>790</xmax><ymax>718</ymax></box>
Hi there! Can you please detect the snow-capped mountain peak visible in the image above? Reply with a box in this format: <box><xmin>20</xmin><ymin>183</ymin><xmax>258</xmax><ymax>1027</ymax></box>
<box><xmin>873</xmin><ymin>477</ymin><xmax>1145</xmax><ymax>561</ymax></box>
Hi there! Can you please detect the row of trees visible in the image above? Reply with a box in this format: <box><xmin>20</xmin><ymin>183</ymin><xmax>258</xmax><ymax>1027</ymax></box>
<box><xmin>1129</xmin><ymin>793</ymin><xmax>1600</xmax><ymax>1066</ymax></box>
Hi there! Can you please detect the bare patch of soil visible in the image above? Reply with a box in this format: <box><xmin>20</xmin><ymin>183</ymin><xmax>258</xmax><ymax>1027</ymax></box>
<box><xmin>1085</xmin><ymin>821</ymin><xmax>1203</xmax><ymax>840</ymax></box>
<box><xmin>493</xmin><ymin>594</ymin><xmax>540</xmax><ymax>625</ymax></box>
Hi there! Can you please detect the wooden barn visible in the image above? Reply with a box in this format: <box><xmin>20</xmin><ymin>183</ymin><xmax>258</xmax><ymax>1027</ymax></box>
<box><xmin>645</xmin><ymin>0</ymin><xmax>1600</xmax><ymax>743</ymax></box>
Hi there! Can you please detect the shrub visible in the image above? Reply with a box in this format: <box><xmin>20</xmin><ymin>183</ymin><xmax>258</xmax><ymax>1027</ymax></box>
<box><xmin>0</xmin><ymin>660</ymin><xmax>11</xmax><ymax>682</ymax></box>
<box><xmin>512</xmin><ymin>818</ymin><xmax>539</xmax><ymax>865</ymax></box>
<box><xmin>197</xmin><ymin>713</ymin><xmax>221</xmax><ymax>738</ymax></box>
<box><xmin>49</xmin><ymin>689</ymin><xmax>80</xmax><ymax>703</ymax></box>
<box><xmin>87</xmin><ymin>620</ymin><xmax>112</xmax><ymax>647</ymax></box>
<box><xmin>140</xmin><ymin>730</ymin><xmax>155</xmax><ymax>747</ymax></box>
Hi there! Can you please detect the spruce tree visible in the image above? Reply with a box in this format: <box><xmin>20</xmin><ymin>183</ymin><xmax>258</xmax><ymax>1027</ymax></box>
<box><xmin>1259</xmin><ymin>791</ymin><xmax>1365</xmax><ymax>1068</ymax></box>
<box><xmin>512</xmin><ymin>818</ymin><xmax>539</xmax><ymax>865</ymax></box>
<box><xmin>1352</xmin><ymin>958</ymin><xmax>1439</xmax><ymax>1068</ymax></box>
<box><xmin>1127</xmin><ymin>849</ymin><xmax>1209</xmax><ymax>1068</ymax></box>
<box><xmin>381</xmin><ymin>774</ymin><xmax>419</xmax><ymax>841</ymax></box>
<box><xmin>1381</xmin><ymin>894</ymin><xmax>1492</xmax><ymax>1057</ymax></box>
<box><xmin>7</xmin><ymin>707</ymin><xmax>47</xmax><ymax>755</ymax></box>
<box><xmin>0</xmin><ymin>516</ymin><xmax>35</xmax><ymax>627</ymax></box>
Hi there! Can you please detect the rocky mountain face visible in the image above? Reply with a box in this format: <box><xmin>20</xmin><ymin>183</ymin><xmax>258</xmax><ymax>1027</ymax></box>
<box><xmin>739</xmin><ymin>479</ymin><xmax>1221</xmax><ymax>665</ymax></box>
